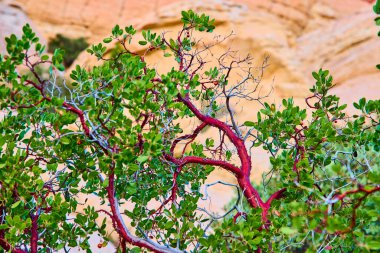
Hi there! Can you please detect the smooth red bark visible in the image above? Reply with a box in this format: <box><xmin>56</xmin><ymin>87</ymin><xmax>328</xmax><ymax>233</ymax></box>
<box><xmin>106</xmin><ymin>169</ymin><xmax>181</xmax><ymax>253</ymax></box>
<box><xmin>30</xmin><ymin>213</ymin><xmax>39</xmax><ymax>253</ymax></box>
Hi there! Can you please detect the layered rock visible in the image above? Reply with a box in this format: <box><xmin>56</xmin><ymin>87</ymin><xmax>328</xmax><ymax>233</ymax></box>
<box><xmin>10</xmin><ymin>0</ymin><xmax>178</xmax><ymax>40</ymax></box>
<box><xmin>0</xmin><ymin>1</ymin><xmax>45</xmax><ymax>53</ymax></box>
<box><xmin>3</xmin><ymin>0</ymin><xmax>378</xmax><ymax>101</ymax></box>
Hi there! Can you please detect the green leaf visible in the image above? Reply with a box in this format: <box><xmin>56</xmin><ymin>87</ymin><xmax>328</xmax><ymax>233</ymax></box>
<box><xmin>103</xmin><ymin>37</ymin><xmax>112</xmax><ymax>43</ymax></box>
<box><xmin>226</xmin><ymin>150</ymin><xmax>232</xmax><ymax>160</ymax></box>
<box><xmin>359</xmin><ymin>97</ymin><xmax>366</xmax><ymax>108</ymax></box>
<box><xmin>136</xmin><ymin>156</ymin><xmax>149</xmax><ymax>163</ymax></box>
<box><xmin>280</xmin><ymin>227</ymin><xmax>297</xmax><ymax>235</ymax></box>
<box><xmin>251</xmin><ymin>236</ymin><xmax>262</xmax><ymax>245</ymax></box>
<box><xmin>11</xmin><ymin>200</ymin><xmax>22</xmax><ymax>209</ymax></box>
<box><xmin>129</xmin><ymin>164</ymin><xmax>139</xmax><ymax>172</ymax></box>
<box><xmin>130</xmin><ymin>247</ymin><xmax>141</xmax><ymax>253</ymax></box>
<box><xmin>60</xmin><ymin>137</ymin><xmax>70</xmax><ymax>145</ymax></box>
<box><xmin>312</xmin><ymin>71</ymin><xmax>319</xmax><ymax>81</ymax></box>
<box><xmin>376</xmin><ymin>17</ymin><xmax>380</xmax><ymax>25</ymax></box>
<box><xmin>374</xmin><ymin>1</ymin><xmax>380</xmax><ymax>14</ymax></box>
<box><xmin>57</xmin><ymin>64</ymin><xmax>65</xmax><ymax>71</ymax></box>
<box><xmin>56</xmin><ymin>243</ymin><xmax>65</xmax><ymax>250</ymax></box>
<box><xmin>244</xmin><ymin>121</ymin><xmax>255</xmax><ymax>127</ymax></box>
<box><xmin>52</xmin><ymin>97</ymin><xmax>64</xmax><ymax>106</ymax></box>
<box><xmin>18</xmin><ymin>129</ymin><xmax>28</xmax><ymax>140</ymax></box>
<box><xmin>102</xmin><ymin>179</ymin><xmax>109</xmax><ymax>188</ymax></box>
<box><xmin>181</xmin><ymin>10</ymin><xmax>189</xmax><ymax>20</ymax></box>
<box><xmin>367</xmin><ymin>239</ymin><xmax>380</xmax><ymax>250</ymax></box>
<box><xmin>138</xmin><ymin>41</ymin><xmax>147</xmax><ymax>46</ymax></box>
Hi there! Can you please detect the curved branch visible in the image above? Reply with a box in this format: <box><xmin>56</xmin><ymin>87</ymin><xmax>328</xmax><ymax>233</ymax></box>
<box><xmin>170</xmin><ymin>122</ymin><xmax>207</xmax><ymax>156</ymax></box>
<box><xmin>106</xmin><ymin>169</ymin><xmax>181</xmax><ymax>253</ymax></box>
<box><xmin>21</xmin><ymin>77</ymin><xmax>91</xmax><ymax>137</ymax></box>
<box><xmin>176</xmin><ymin>95</ymin><xmax>267</xmax><ymax>208</ymax></box>
<box><xmin>165</xmin><ymin>154</ymin><xmax>242</xmax><ymax>177</ymax></box>
<box><xmin>177</xmin><ymin>95</ymin><xmax>251</xmax><ymax>175</ymax></box>
<box><xmin>0</xmin><ymin>238</ymin><xmax>27</xmax><ymax>253</ymax></box>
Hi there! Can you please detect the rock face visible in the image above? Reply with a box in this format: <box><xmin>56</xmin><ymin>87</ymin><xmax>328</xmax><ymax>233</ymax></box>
<box><xmin>3</xmin><ymin>0</ymin><xmax>379</xmax><ymax>100</ymax></box>
<box><xmin>9</xmin><ymin>0</ymin><xmax>178</xmax><ymax>40</ymax></box>
<box><xmin>0</xmin><ymin>1</ymin><xmax>45</xmax><ymax>53</ymax></box>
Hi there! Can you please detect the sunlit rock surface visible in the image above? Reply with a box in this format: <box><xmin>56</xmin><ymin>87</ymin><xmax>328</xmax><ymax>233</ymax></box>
<box><xmin>2</xmin><ymin>0</ymin><xmax>379</xmax><ymax>101</ymax></box>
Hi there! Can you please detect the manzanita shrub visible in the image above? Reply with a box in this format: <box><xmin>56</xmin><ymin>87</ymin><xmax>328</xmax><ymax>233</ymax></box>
<box><xmin>0</xmin><ymin>10</ymin><xmax>379</xmax><ymax>253</ymax></box>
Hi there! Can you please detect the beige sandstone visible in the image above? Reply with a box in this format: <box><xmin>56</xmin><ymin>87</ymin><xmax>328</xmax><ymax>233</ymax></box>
<box><xmin>2</xmin><ymin>0</ymin><xmax>378</xmax><ymax>100</ymax></box>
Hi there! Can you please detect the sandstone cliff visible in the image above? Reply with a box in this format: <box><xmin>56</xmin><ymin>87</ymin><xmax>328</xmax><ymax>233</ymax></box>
<box><xmin>2</xmin><ymin>0</ymin><xmax>379</xmax><ymax>102</ymax></box>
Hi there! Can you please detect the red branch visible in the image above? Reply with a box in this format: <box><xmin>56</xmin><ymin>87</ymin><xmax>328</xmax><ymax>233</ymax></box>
<box><xmin>0</xmin><ymin>238</ymin><xmax>27</xmax><ymax>253</ymax></box>
<box><xmin>329</xmin><ymin>186</ymin><xmax>380</xmax><ymax>234</ymax></box>
<box><xmin>62</xmin><ymin>101</ymin><xmax>91</xmax><ymax>136</ymax></box>
<box><xmin>176</xmin><ymin>95</ymin><xmax>269</xmax><ymax>209</ymax></box>
<box><xmin>0</xmin><ymin>205</ymin><xmax>27</xmax><ymax>253</ymax></box>
<box><xmin>30</xmin><ymin>212</ymin><xmax>39</xmax><ymax>253</ymax></box>
<box><xmin>20</xmin><ymin>76</ymin><xmax>91</xmax><ymax>137</ymax></box>
<box><xmin>233</xmin><ymin>212</ymin><xmax>247</xmax><ymax>223</ymax></box>
<box><xmin>106</xmin><ymin>168</ymin><xmax>181</xmax><ymax>253</ymax></box>
<box><xmin>260</xmin><ymin>188</ymin><xmax>287</xmax><ymax>224</ymax></box>
<box><xmin>334</xmin><ymin>185</ymin><xmax>380</xmax><ymax>201</ymax></box>
<box><xmin>151</xmin><ymin>165</ymin><xmax>182</xmax><ymax>217</ymax></box>
<box><xmin>177</xmin><ymin>95</ymin><xmax>252</xmax><ymax>174</ymax></box>
<box><xmin>170</xmin><ymin>122</ymin><xmax>207</xmax><ymax>156</ymax></box>
<box><xmin>165</xmin><ymin>155</ymin><xmax>241</xmax><ymax>176</ymax></box>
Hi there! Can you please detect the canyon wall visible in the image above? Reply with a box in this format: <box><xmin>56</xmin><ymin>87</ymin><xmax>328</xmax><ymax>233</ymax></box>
<box><xmin>2</xmin><ymin>0</ymin><xmax>378</xmax><ymax>101</ymax></box>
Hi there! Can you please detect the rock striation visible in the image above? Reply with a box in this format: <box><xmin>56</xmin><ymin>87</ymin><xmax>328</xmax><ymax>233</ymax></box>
<box><xmin>2</xmin><ymin>0</ymin><xmax>378</xmax><ymax>101</ymax></box>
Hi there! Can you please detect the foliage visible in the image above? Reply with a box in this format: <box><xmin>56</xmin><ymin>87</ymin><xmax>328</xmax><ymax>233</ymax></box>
<box><xmin>0</xmin><ymin>10</ymin><xmax>379</xmax><ymax>253</ymax></box>
<box><xmin>48</xmin><ymin>34</ymin><xmax>89</xmax><ymax>68</ymax></box>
